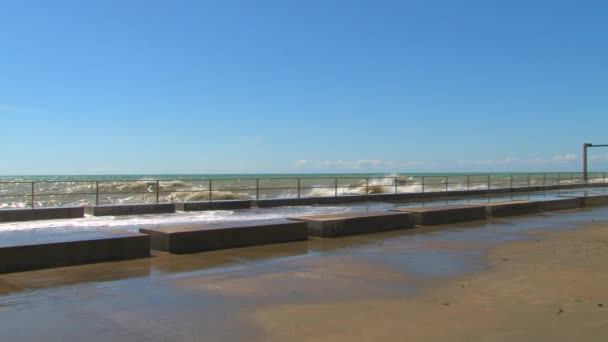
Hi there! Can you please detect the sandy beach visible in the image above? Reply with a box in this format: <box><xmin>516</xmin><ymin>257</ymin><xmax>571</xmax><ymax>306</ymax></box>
<box><xmin>250</xmin><ymin>222</ymin><xmax>608</xmax><ymax>341</ymax></box>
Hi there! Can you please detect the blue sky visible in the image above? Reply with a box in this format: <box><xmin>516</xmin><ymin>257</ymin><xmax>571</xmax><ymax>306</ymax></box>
<box><xmin>1</xmin><ymin>0</ymin><xmax>607</xmax><ymax>174</ymax></box>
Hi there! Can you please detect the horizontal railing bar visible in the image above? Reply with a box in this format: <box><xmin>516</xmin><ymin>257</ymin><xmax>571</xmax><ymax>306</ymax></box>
<box><xmin>0</xmin><ymin>172</ymin><xmax>593</xmax><ymax>183</ymax></box>
<box><xmin>93</xmin><ymin>191</ymin><xmax>158</xmax><ymax>195</ymax></box>
<box><xmin>0</xmin><ymin>176</ymin><xmax>604</xmax><ymax>188</ymax></box>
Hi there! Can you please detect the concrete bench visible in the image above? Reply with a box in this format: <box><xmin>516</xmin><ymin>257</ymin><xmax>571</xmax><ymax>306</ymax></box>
<box><xmin>0</xmin><ymin>231</ymin><xmax>150</xmax><ymax>274</ymax></box>
<box><xmin>85</xmin><ymin>204</ymin><xmax>176</xmax><ymax>216</ymax></box>
<box><xmin>482</xmin><ymin>201</ymin><xmax>541</xmax><ymax>218</ymax></box>
<box><xmin>391</xmin><ymin>204</ymin><xmax>486</xmax><ymax>226</ymax></box>
<box><xmin>140</xmin><ymin>218</ymin><xmax>308</xmax><ymax>254</ymax></box>
<box><xmin>289</xmin><ymin>211</ymin><xmax>413</xmax><ymax>237</ymax></box>
<box><xmin>0</xmin><ymin>207</ymin><xmax>84</xmax><ymax>222</ymax></box>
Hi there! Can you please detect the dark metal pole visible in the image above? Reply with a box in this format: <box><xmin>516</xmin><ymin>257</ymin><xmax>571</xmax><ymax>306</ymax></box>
<box><xmin>335</xmin><ymin>177</ymin><xmax>338</xmax><ymax>197</ymax></box>
<box><xmin>584</xmin><ymin>143</ymin><xmax>608</xmax><ymax>182</ymax></box>
<box><xmin>31</xmin><ymin>182</ymin><xmax>35</xmax><ymax>208</ymax></box>
<box><xmin>584</xmin><ymin>143</ymin><xmax>590</xmax><ymax>182</ymax></box>
<box><xmin>156</xmin><ymin>180</ymin><xmax>160</xmax><ymax>204</ymax></box>
<box><xmin>208</xmin><ymin>179</ymin><xmax>212</xmax><ymax>203</ymax></box>
<box><xmin>297</xmin><ymin>178</ymin><xmax>301</xmax><ymax>199</ymax></box>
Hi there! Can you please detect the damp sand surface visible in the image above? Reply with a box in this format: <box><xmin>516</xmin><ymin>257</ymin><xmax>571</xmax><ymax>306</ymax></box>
<box><xmin>0</xmin><ymin>209</ymin><xmax>607</xmax><ymax>341</ymax></box>
<box><xmin>252</xmin><ymin>219</ymin><xmax>608</xmax><ymax>341</ymax></box>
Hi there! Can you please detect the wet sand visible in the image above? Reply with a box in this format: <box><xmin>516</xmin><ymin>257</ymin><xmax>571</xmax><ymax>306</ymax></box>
<box><xmin>251</xmin><ymin>221</ymin><xmax>608</xmax><ymax>341</ymax></box>
<box><xmin>0</xmin><ymin>208</ymin><xmax>607</xmax><ymax>341</ymax></box>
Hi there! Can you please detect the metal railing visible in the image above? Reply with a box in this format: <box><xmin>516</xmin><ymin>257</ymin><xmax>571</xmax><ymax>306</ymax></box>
<box><xmin>0</xmin><ymin>172</ymin><xmax>606</xmax><ymax>209</ymax></box>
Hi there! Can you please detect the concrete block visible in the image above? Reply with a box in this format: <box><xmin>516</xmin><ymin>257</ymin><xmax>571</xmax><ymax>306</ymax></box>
<box><xmin>392</xmin><ymin>204</ymin><xmax>486</xmax><ymax>226</ymax></box>
<box><xmin>0</xmin><ymin>231</ymin><xmax>150</xmax><ymax>274</ymax></box>
<box><xmin>140</xmin><ymin>218</ymin><xmax>308</xmax><ymax>254</ymax></box>
<box><xmin>482</xmin><ymin>201</ymin><xmax>541</xmax><ymax>218</ymax></box>
<box><xmin>290</xmin><ymin>211</ymin><xmax>413</xmax><ymax>237</ymax></box>
<box><xmin>581</xmin><ymin>195</ymin><xmax>608</xmax><ymax>207</ymax></box>
<box><xmin>0</xmin><ymin>207</ymin><xmax>84</xmax><ymax>223</ymax></box>
<box><xmin>85</xmin><ymin>204</ymin><xmax>175</xmax><ymax>216</ymax></box>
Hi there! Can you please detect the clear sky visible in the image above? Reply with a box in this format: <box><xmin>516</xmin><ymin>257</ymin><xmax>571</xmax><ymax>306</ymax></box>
<box><xmin>1</xmin><ymin>0</ymin><xmax>607</xmax><ymax>175</ymax></box>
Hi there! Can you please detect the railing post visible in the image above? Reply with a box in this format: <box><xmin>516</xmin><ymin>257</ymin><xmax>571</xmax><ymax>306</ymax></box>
<box><xmin>256</xmin><ymin>179</ymin><xmax>259</xmax><ymax>201</ymax></box>
<box><xmin>487</xmin><ymin>175</ymin><xmax>491</xmax><ymax>190</ymax></box>
<box><xmin>444</xmin><ymin>176</ymin><xmax>448</xmax><ymax>192</ymax></box>
<box><xmin>335</xmin><ymin>177</ymin><xmax>338</xmax><ymax>197</ymax></box>
<box><xmin>557</xmin><ymin>173</ymin><xmax>561</xmax><ymax>185</ymax></box>
<box><xmin>394</xmin><ymin>176</ymin><xmax>398</xmax><ymax>194</ymax></box>
<box><xmin>31</xmin><ymin>181</ymin><xmax>35</xmax><ymax>208</ymax></box>
<box><xmin>297</xmin><ymin>178</ymin><xmax>301</xmax><ymax>199</ymax></box>
<box><xmin>542</xmin><ymin>173</ymin><xmax>546</xmax><ymax>186</ymax></box>
<box><xmin>421</xmin><ymin>176</ymin><xmax>425</xmax><ymax>193</ymax></box>
<box><xmin>510</xmin><ymin>175</ymin><xmax>513</xmax><ymax>188</ymax></box>
<box><xmin>156</xmin><ymin>180</ymin><xmax>160</xmax><ymax>204</ymax></box>
<box><xmin>604</xmin><ymin>172</ymin><xmax>606</xmax><ymax>183</ymax></box>
<box><xmin>570</xmin><ymin>172</ymin><xmax>574</xmax><ymax>184</ymax></box>
<box><xmin>467</xmin><ymin>175</ymin><xmax>470</xmax><ymax>191</ymax></box>
<box><xmin>96</xmin><ymin>181</ymin><xmax>99</xmax><ymax>206</ymax></box>
<box><xmin>208</xmin><ymin>179</ymin><xmax>212</xmax><ymax>203</ymax></box>
<box><xmin>527</xmin><ymin>174</ymin><xmax>530</xmax><ymax>188</ymax></box>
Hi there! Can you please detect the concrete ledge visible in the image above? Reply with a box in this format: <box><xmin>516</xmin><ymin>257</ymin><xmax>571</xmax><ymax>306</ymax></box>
<box><xmin>0</xmin><ymin>207</ymin><xmax>84</xmax><ymax>223</ymax></box>
<box><xmin>85</xmin><ymin>204</ymin><xmax>176</xmax><ymax>216</ymax></box>
<box><xmin>392</xmin><ymin>204</ymin><xmax>487</xmax><ymax>226</ymax></box>
<box><xmin>581</xmin><ymin>195</ymin><xmax>608</xmax><ymax>207</ymax></box>
<box><xmin>289</xmin><ymin>211</ymin><xmax>413</xmax><ymax>238</ymax></box>
<box><xmin>254</xmin><ymin>198</ymin><xmax>316</xmax><ymax>208</ymax></box>
<box><xmin>314</xmin><ymin>196</ymin><xmax>369</xmax><ymax>204</ymax></box>
<box><xmin>175</xmin><ymin>200</ymin><xmax>252</xmax><ymax>211</ymax></box>
<box><xmin>140</xmin><ymin>218</ymin><xmax>308</xmax><ymax>254</ymax></box>
<box><xmin>536</xmin><ymin>198</ymin><xmax>584</xmax><ymax>211</ymax></box>
<box><xmin>0</xmin><ymin>231</ymin><xmax>150</xmax><ymax>274</ymax></box>
<box><xmin>482</xmin><ymin>201</ymin><xmax>541</xmax><ymax>218</ymax></box>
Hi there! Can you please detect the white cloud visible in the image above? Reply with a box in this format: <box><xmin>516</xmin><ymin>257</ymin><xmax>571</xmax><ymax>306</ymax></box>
<box><xmin>552</xmin><ymin>154</ymin><xmax>577</xmax><ymax>162</ymax></box>
<box><xmin>291</xmin><ymin>160</ymin><xmax>313</xmax><ymax>168</ymax></box>
<box><xmin>319</xmin><ymin>159</ymin><xmax>395</xmax><ymax>169</ymax></box>
<box><xmin>590</xmin><ymin>153</ymin><xmax>608</xmax><ymax>161</ymax></box>
<box><xmin>457</xmin><ymin>154</ymin><xmax>578</xmax><ymax>168</ymax></box>
<box><xmin>291</xmin><ymin>159</ymin><xmax>401</xmax><ymax>171</ymax></box>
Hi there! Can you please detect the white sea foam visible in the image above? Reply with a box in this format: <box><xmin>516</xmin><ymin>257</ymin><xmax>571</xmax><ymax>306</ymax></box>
<box><xmin>0</xmin><ymin>205</ymin><xmax>357</xmax><ymax>234</ymax></box>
